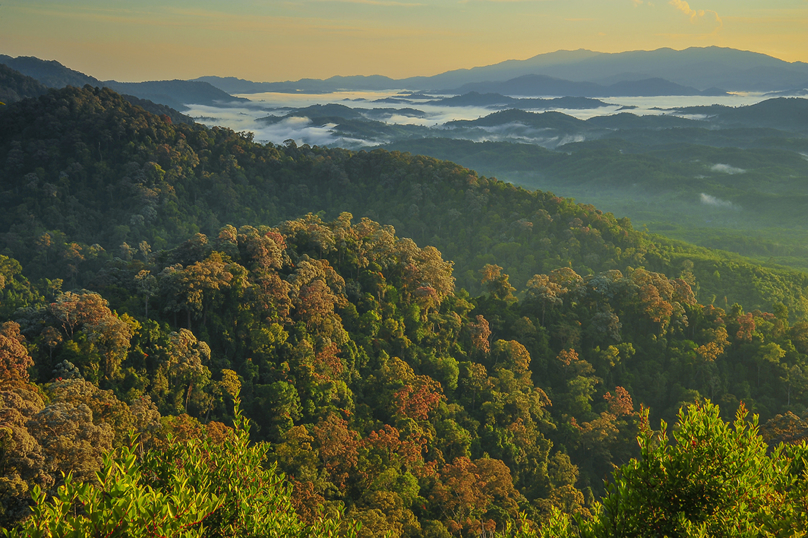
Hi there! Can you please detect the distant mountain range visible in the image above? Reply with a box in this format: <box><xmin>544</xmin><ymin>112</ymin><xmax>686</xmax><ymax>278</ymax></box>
<box><xmin>441</xmin><ymin>98</ymin><xmax>808</xmax><ymax>135</ymax></box>
<box><xmin>423</xmin><ymin>93</ymin><xmax>607</xmax><ymax>108</ymax></box>
<box><xmin>440</xmin><ymin>108</ymin><xmax>703</xmax><ymax>140</ymax></box>
<box><xmin>672</xmin><ymin>97</ymin><xmax>808</xmax><ymax>133</ymax></box>
<box><xmin>196</xmin><ymin>47</ymin><xmax>808</xmax><ymax>95</ymax></box>
<box><xmin>193</xmin><ymin>74</ymin><xmax>400</xmax><ymax>95</ymax></box>
<box><xmin>418</xmin><ymin>47</ymin><xmax>808</xmax><ymax>92</ymax></box>
<box><xmin>447</xmin><ymin>75</ymin><xmax>726</xmax><ymax>98</ymax></box>
<box><xmin>4</xmin><ymin>46</ymin><xmax>808</xmax><ymax>106</ymax></box>
<box><xmin>0</xmin><ymin>55</ymin><xmax>246</xmax><ymax>111</ymax></box>
<box><xmin>194</xmin><ymin>72</ymin><xmax>726</xmax><ymax>98</ymax></box>
<box><xmin>0</xmin><ymin>57</ymin><xmax>197</xmax><ymax>124</ymax></box>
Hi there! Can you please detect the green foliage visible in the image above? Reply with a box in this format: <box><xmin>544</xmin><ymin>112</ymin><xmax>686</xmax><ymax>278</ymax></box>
<box><xmin>3</xmin><ymin>86</ymin><xmax>808</xmax><ymax>319</ymax></box>
<box><xmin>3</xmin><ymin>400</ymin><xmax>357</xmax><ymax>537</ymax></box>
<box><xmin>589</xmin><ymin>402</ymin><xmax>791</xmax><ymax>536</ymax></box>
<box><xmin>492</xmin><ymin>402</ymin><xmax>808</xmax><ymax>537</ymax></box>
<box><xmin>4</xmin><ymin>86</ymin><xmax>808</xmax><ymax>536</ymax></box>
<box><xmin>6</xmin><ymin>451</ymin><xmax>221</xmax><ymax>538</ymax></box>
<box><xmin>6</xmin><ymin>210</ymin><xmax>808</xmax><ymax>535</ymax></box>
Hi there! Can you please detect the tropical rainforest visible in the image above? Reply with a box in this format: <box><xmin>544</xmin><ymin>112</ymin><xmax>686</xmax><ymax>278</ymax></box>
<box><xmin>3</xmin><ymin>84</ymin><xmax>808</xmax><ymax>536</ymax></box>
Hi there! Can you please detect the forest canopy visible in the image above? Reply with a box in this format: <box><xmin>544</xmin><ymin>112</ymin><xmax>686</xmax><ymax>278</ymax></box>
<box><xmin>2</xmin><ymin>85</ymin><xmax>808</xmax><ymax>536</ymax></box>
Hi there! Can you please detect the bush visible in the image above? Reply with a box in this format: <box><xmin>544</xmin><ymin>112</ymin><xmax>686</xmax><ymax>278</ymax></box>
<box><xmin>4</xmin><ymin>399</ymin><xmax>358</xmax><ymax>538</ymax></box>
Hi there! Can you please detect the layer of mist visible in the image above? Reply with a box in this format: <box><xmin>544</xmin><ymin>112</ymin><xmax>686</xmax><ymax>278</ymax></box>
<box><xmin>184</xmin><ymin>90</ymin><xmax>773</xmax><ymax>148</ymax></box>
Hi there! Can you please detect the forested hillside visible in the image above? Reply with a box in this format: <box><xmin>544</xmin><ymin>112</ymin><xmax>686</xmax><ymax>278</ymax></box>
<box><xmin>2</xmin><ymin>86</ymin><xmax>808</xmax><ymax>317</ymax></box>
<box><xmin>3</xmin><ymin>86</ymin><xmax>808</xmax><ymax>536</ymax></box>
<box><xmin>0</xmin><ymin>64</ymin><xmax>48</xmax><ymax>105</ymax></box>
<box><xmin>0</xmin><ymin>63</ymin><xmax>195</xmax><ymax>125</ymax></box>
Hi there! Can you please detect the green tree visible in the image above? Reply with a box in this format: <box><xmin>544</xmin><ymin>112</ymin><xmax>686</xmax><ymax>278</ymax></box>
<box><xmin>4</xmin><ymin>400</ymin><xmax>359</xmax><ymax>537</ymax></box>
<box><xmin>583</xmin><ymin>401</ymin><xmax>802</xmax><ymax>537</ymax></box>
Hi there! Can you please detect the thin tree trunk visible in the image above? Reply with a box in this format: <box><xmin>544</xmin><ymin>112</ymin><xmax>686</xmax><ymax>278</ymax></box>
<box><xmin>185</xmin><ymin>382</ymin><xmax>193</xmax><ymax>413</ymax></box>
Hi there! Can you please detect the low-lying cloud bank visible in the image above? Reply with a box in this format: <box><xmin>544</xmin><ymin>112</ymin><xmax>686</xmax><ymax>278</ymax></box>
<box><xmin>254</xmin><ymin>116</ymin><xmax>358</xmax><ymax>147</ymax></box>
<box><xmin>710</xmin><ymin>163</ymin><xmax>746</xmax><ymax>174</ymax></box>
<box><xmin>700</xmin><ymin>193</ymin><xmax>734</xmax><ymax>208</ymax></box>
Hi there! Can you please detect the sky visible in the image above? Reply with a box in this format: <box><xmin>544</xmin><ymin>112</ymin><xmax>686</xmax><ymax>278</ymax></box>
<box><xmin>0</xmin><ymin>0</ymin><xmax>806</xmax><ymax>82</ymax></box>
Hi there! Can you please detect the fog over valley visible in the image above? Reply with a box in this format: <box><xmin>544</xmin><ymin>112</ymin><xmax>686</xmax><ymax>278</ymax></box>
<box><xmin>184</xmin><ymin>90</ymin><xmax>776</xmax><ymax>149</ymax></box>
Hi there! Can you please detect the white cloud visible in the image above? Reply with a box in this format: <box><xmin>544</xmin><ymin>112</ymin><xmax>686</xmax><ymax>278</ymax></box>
<box><xmin>700</xmin><ymin>193</ymin><xmax>733</xmax><ymax>208</ymax></box>
<box><xmin>710</xmin><ymin>163</ymin><xmax>745</xmax><ymax>174</ymax></box>
<box><xmin>668</xmin><ymin>0</ymin><xmax>722</xmax><ymax>28</ymax></box>
<box><xmin>254</xmin><ymin>116</ymin><xmax>374</xmax><ymax>147</ymax></box>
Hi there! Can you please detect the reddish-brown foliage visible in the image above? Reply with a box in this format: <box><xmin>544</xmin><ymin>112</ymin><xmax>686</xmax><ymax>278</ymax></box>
<box><xmin>313</xmin><ymin>341</ymin><xmax>343</xmax><ymax>382</ymax></box>
<box><xmin>736</xmin><ymin>313</ymin><xmax>756</xmax><ymax>342</ymax></box>
<box><xmin>0</xmin><ymin>322</ymin><xmax>33</xmax><ymax>385</ymax></box>
<box><xmin>468</xmin><ymin>315</ymin><xmax>491</xmax><ymax>355</ymax></box>
<box><xmin>393</xmin><ymin>377</ymin><xmax>444</xmax><ymax>421</ymax></box>
<box><xmin>312</xmin><ymin>413</ymin><xmax>360</xmax><ymax>489</ymax></box>
<box><xmin>604</xmin><ymin>386</ymin><xmax>634</xmax><ymax>417</ymax></box>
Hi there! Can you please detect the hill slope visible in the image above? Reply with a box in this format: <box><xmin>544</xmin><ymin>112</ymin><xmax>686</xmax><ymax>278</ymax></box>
<box><xmin>104</xmin><ymin>79</ymin><xmax>248</xmax><ymax>110</ymax></box>
<box><xmin>4</xmin><ymin>85</ymin><xmax>808</xmax><ymax>535</ymax></box>
<box><xmin>0</xmin><ymin>55</ymin><xmax>243</xmax><ymax>111</ymax></box>
<box><xmin>2</xmin><ymin>86</ymin><xmax>808</xmax><ymax>318</ymax></box>
<box><xmin>0</xmin><ymin>63</ymin><xmax>49</xmax><ymax>104</ymax></box>
<box><xmin>0</xmin><ymin>54</ymin><xmax>101</xmax><ymax>88</ymax></box>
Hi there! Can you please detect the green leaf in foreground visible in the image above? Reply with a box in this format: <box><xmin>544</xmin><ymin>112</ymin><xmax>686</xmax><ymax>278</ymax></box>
<box><xmin>4</xmin><ymin>397</ymin><xmax>358</xmax><ymax>538</ymax></box>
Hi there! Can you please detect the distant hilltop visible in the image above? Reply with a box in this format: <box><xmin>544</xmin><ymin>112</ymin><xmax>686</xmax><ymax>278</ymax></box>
<box><xmin>0</xmin><ymin>55</ymin><xmax>247</xmax><ymax>112</ymax></box>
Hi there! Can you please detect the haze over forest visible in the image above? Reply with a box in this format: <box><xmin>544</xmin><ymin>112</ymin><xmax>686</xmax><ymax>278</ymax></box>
<box><xmin>3</xmin><ymin>2</ymin><xmax>808</xmax><ymax>535</ymax></box>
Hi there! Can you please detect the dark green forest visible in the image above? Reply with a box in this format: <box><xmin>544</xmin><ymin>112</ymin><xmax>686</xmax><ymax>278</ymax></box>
<box><xmin>382</xmin><ymin>110</ymin><xmax>808</xmax><ymax>275</ymax></box>
<box><xmin>0</xmin><ymin>64</ymin><xmax>49</xmax><ymax>106</ymax></box>
<box><xmin>3</xmin><ymin>85</ymin><xmax>808</xmax><ymax>536</ymax></box>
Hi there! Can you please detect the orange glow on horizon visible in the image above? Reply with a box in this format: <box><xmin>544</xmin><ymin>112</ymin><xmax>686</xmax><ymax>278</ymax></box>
<box><xmin>0</xmin><ymin>1</ymin><xmax>805</xmax><ymax>82</ymax></box>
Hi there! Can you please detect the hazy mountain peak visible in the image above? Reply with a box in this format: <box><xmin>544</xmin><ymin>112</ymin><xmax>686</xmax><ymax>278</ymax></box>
<box><xmin>198</xmin><ymin>47</ymin><xmax>807</xmax><ymax>94</ymax></box>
